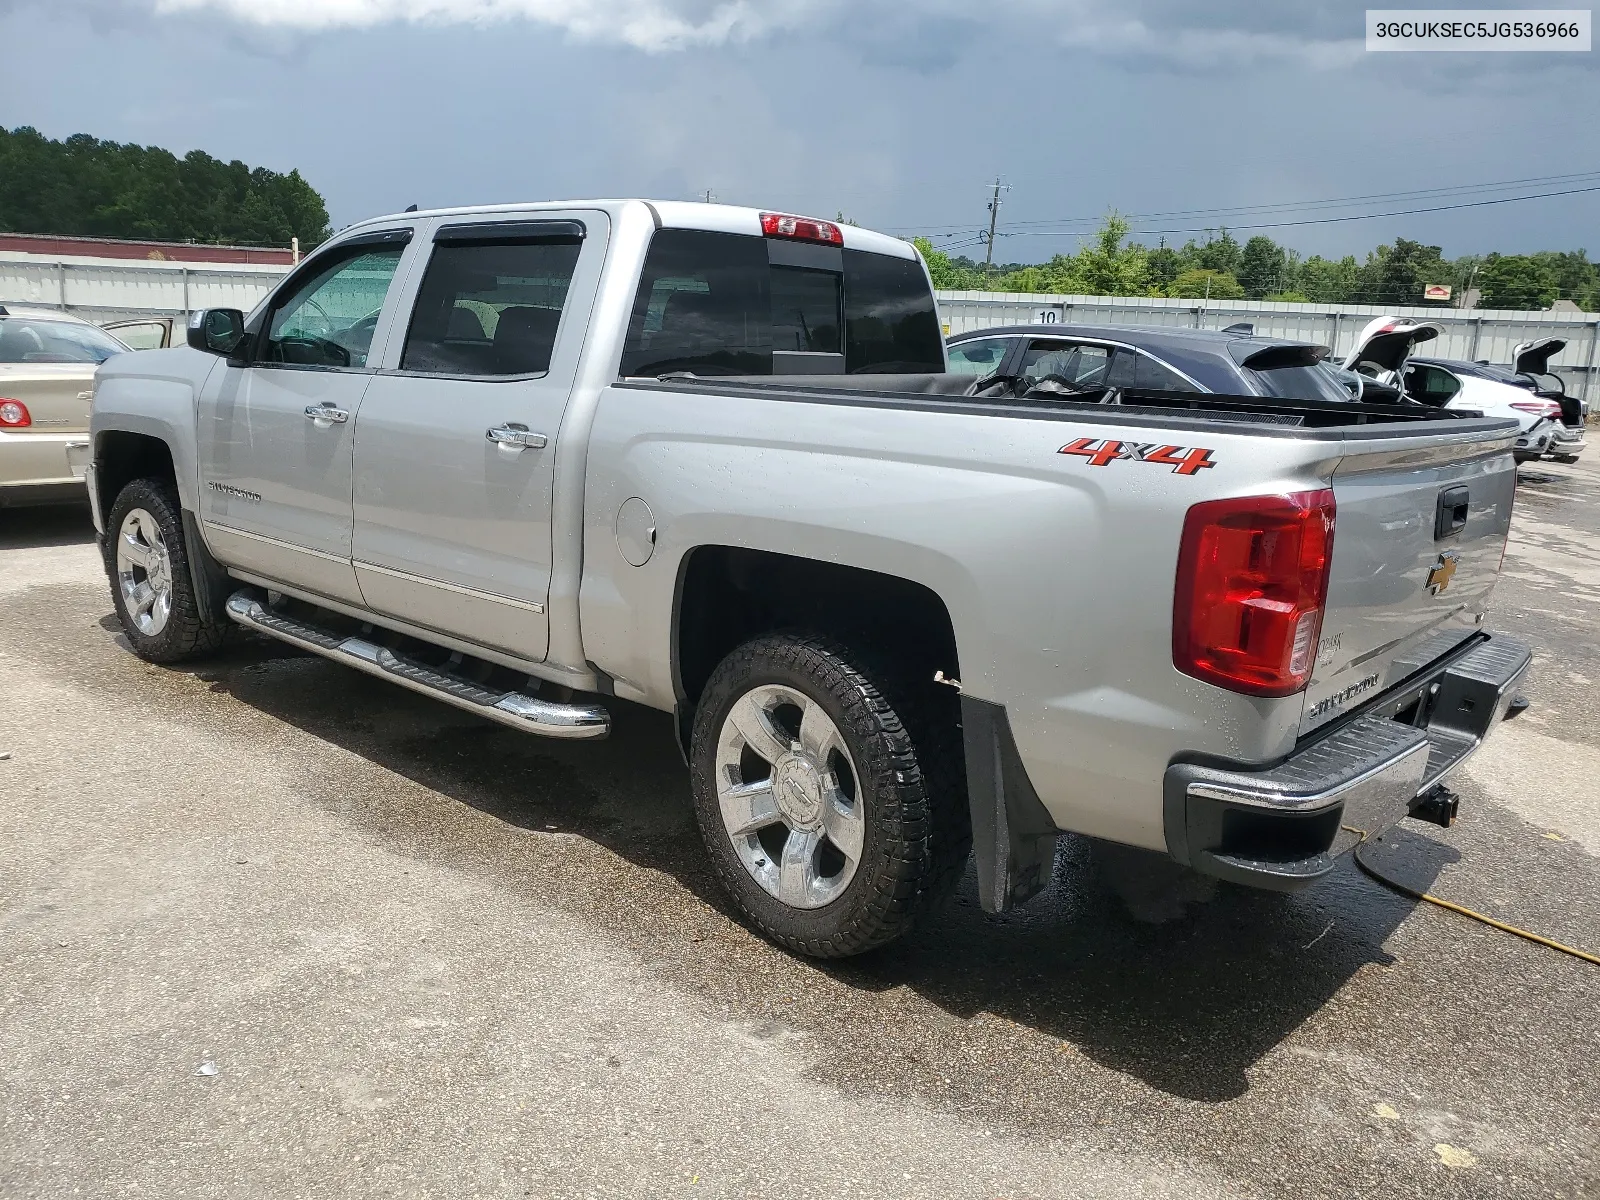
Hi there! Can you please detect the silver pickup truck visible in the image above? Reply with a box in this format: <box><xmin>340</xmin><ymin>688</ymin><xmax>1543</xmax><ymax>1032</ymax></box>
<box><xmin>86</xmin><ymin>200</ymin><xmax>1531</xmax><ymax>958</ymax></box>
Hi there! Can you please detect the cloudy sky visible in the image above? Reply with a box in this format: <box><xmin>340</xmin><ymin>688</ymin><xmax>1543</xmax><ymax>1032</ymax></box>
<box><xmin>2</xmin><ymin>0</ymin><xmax>1597</xmax><ymax>261</ymax></box>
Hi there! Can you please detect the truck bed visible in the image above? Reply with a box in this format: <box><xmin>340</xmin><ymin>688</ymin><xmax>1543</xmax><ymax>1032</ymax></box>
<box><xmin>656</xmin><ymin>374</ymin><xmax>1509</xmax><ymax>433</ymax></box>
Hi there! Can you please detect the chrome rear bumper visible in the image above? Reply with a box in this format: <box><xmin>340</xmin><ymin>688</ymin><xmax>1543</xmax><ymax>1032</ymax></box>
<box><xmin>1164</xmin><ymin>634</ymin><xmax>1531</xmax><ymax>890</ymax></box>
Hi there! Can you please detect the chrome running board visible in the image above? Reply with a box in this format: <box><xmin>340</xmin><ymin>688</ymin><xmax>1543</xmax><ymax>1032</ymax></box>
<box><xmin>225</xmin><ymin>592</ymin><xmax>609</xmax><ymax>740</ymax></box>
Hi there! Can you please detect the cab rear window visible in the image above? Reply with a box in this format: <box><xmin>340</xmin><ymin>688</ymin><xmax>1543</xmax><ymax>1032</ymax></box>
<box><xmin>620</xmin><ymin>229</ymin><xmax>942</xmax><ymax>378</ymax></box>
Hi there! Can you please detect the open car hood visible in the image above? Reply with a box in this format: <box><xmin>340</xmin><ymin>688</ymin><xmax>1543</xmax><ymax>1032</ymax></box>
<box><xmin>1340</xmin><ymin>316</ymin><xmax>1440</xmax><ymax>381</ymax></box>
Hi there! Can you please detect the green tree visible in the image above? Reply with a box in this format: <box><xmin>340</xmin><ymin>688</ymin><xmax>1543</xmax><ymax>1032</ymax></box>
<box><xmin>1530</xmin><ymin>250</ymin><xmax>1597</xmax><ymax>308</ymax></box>
<box><xmin>1166</xmin><ymin>268</ymin><xmax>1245</xmax><ymax>300</ymax></box>
<box><xmin>1194</xmin><ymin>230</ymin><xmax>1241</xmax><ymax>276</ymax></box>
<box><xmin>1072</xmin><ymin>213</ymin><xmax>1149</xmax><ymax>296</ymax></box>
<box><xmin>994</xmin><ymin>265</ymin><xmax>1058</xmax><ymax>294</ymax></box>
<box><xmin>0</xmin><ymin>125</ymin><xmax>331</xmax><ymax>247</ymax></box>
<box><xmin>1478</xmin><ymin>254</ymin><xmax>1561</xmax><ymax>310</ymax></box>
<box><xmin>1237</xmin><ymin>235</ymin><xmax>1287</xmax><ymax>299</ymax></box>
<box><xmin>912</xmin><ymin>237</ymin><xmax>988</xmax><ymax>290</ymax></box>
<box><xmin>1145</xmin><ymin>243</ymin><xmax>1183</xmax><ymax>294</ymax></box>
<box><xmin>1356</xmin><ymin>238</ymin><xmax>1448</xmax><ymax>305</ymax></box>
<box><xmin>1296</xmin><ymin>255</ymin><xmax>1360</xmax><ymax>303</ymax></box>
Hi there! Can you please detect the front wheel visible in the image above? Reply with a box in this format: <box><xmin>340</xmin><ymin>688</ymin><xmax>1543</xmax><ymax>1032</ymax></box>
<box><xmin>689</xmin><ymin>633</ymin><xmax>968</xmax><ymax>958</ymax></box>
<box><xmin>103</xmin><ymin>477</ymin><xmax>228</xmax><ymax>663</ymax></box>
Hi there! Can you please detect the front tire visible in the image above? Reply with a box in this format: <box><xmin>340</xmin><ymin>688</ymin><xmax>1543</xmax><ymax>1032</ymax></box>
<box><xmin>689</xmin><ymin>633</ymin><xmax>969</xmax><ymax>958</ymax></box>
<box><xmin>103</xmin><ymin>478</ymin><xmax>227</xmax><ymax>663</ymax></box>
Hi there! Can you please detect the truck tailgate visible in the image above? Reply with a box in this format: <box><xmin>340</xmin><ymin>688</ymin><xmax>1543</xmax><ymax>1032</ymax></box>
<box><xmin>1301</xmin><ymin>428</ymin><xmax>1517</xmax><ymax>736</ymax></box>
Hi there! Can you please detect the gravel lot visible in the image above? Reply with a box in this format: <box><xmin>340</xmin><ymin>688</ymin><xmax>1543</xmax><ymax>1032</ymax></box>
<box><xmin>2</xmin><ymin>458</ymin><xmax>1598</xmax><ymax>1200</ymax></box>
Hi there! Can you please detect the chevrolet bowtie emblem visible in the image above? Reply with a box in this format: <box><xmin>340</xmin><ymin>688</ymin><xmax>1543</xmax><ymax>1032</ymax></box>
<box><xmin>1426</xmin><ymin>551</ymin><xmax>1460</xmax><ymax>595</ymax></box>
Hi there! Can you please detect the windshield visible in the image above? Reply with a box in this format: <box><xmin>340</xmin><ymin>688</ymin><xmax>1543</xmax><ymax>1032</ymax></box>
<box><xmin>0</xmin><ymin>316</ymin><xmax>128</xmax><ymax>364</ymax></box>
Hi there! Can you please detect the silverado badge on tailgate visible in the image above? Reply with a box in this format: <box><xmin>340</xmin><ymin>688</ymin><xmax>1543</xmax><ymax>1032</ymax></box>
<box><xmin>1058</xmin><ymin>437</ymin><xmax>1217</xmax><ymax>475</ymax></box>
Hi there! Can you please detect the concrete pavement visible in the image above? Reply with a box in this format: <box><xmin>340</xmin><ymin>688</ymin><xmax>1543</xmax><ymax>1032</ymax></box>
<box><xmin>2</xmin><ymin>460</ymin><xmax>1597</xmax><ymax>1199</ymax></box>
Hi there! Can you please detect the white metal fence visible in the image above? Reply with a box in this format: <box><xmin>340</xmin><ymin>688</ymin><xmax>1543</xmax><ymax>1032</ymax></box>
<box><xmin>937</xmin><ymin>290</ymin><xmax>1600</xmax><ymax>400</ymax></box>
<box><xmin>0</xmin><ymin>253</ymin><xmax>288</xmax><ymax>325</ymax></box>
<box><xmin>5</xmin><ymin>252</ymin><xmax>1596</xmax><ymax>399</ymax></box>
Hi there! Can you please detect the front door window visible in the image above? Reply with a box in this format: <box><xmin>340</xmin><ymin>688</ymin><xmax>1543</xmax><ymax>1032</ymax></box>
<box><xmin>261</xmin><ymin>246</ymin><xmax>406</xmax><ymax>369</ymax></box>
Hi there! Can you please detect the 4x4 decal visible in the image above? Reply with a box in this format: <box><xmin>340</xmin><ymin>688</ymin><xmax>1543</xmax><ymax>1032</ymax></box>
<box><xmin>1058</xmin><ymin>437</ymin><xmax>1217</xmax><ymax>475</ymax></box>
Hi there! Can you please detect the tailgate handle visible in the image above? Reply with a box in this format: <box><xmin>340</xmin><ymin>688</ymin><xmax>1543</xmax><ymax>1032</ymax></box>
<box><xmin>1435</xmin><ymin>485</ymin><xmax>1470</xmax><ymax>540</ymax></box>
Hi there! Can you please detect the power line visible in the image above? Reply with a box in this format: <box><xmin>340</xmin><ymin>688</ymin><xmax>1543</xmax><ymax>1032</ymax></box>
<box><xmin>890</xmin><ymin>168</ymin><xmax>1600</xmax><ymax>236</ymax></box>
<box><xmin>1001</xmin><ymin>182</ymin><xmax>1600</xmax><ymax>239</ymax></box>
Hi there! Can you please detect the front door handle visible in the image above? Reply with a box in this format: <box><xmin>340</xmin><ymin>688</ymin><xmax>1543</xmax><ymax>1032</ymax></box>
<box><xmin>487</xmin><ymin>423</ymin><xmax>548</xmax><ymax>450</ymax></box>
<box><xmin>304</xmin><ymin>403</ymin><xmax>349</xmax><ymax>426</ymax></box>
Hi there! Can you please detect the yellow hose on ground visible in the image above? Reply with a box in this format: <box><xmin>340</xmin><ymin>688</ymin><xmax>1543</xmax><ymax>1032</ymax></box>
<box><xmin>1350</xmin><ymin>834</ymin><xmax>1600</xmax><ymax>966</ymax></box>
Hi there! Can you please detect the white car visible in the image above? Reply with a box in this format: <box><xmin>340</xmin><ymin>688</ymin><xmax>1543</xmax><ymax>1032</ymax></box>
<box><xmin>0</xmin><ymin>305</ymin><xmax>137</xmax><ymax>506</ymax></box>
<box><xmin>1406</xmin><ymin>338</ymin><xmax>1586</xmax><ymax>464</ymax></box>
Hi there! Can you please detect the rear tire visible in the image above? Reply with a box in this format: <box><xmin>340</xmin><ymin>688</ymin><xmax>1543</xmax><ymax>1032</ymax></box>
<box><xmin>689</xmin><ymin>632</ymin><xmax>969</xmax><ymax>958</ymax></box>
<box><xmin>103</xmin><ymin>478</ymin><xmax>228</xmax><ymax>663</ymax></box>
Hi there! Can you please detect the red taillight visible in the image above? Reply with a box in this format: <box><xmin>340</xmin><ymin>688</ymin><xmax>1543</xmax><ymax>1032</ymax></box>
<box><xmin>0</xmin><ymin>399</ymin><xmax>31</xmax><ymax>428</ymax></box>
<box><xmin>1509</xmin><ymin>400</ymin><xmax>1562</xmax><ymax>419</ymax></box>
<box><xmin>759</xmin><ymin>211</ymin><xmax>844</xmax><ymax>245</ymax></box>
<box><xmin>1173</xmin><ymin>489</ymin><xmax>1337</xmax><ymax>698</ymax></box>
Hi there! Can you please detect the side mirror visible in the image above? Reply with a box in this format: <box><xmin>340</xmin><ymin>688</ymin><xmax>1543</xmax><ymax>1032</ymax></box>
<box><xmin>187</xmin><ymin>309</ymin><xmax>247</xmax><ymax>357</ymax></box>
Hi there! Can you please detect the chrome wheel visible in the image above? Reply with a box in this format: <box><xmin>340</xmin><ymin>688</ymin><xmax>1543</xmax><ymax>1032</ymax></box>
<box><xmin>115</xmin><ymin>508</ymin><xmax>174</xmax><ymax>637</ymax></box>
<box><xmin>715</xmin><ymin>684</ymin><xmax>864</xmax><ymax>909</ymax></box>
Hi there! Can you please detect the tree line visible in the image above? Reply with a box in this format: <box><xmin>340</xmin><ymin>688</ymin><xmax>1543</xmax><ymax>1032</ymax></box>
<box><xmin>0</xmin><ymin>126</ymin><xmax>331</xmax><ymax>248</ymax></box>
<box><xmin>915</xmin><ymin>216</ymin><xmax>1597</xmax><ymax>311</ymax></box>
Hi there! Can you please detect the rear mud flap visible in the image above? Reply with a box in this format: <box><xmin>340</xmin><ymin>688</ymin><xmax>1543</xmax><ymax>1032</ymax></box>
<box><xmin>961</xmin><ymin>695</ymin><xmax>1060</xmax><ymax>914</ymax></box>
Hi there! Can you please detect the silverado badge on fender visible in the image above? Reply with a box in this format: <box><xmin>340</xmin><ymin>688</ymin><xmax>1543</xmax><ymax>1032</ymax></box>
<box><xmin>1058</xmin><ymin>437</ymin><xmax>1216</xmax><ymax>475</ymax></box>
<box><xmin>1426</xmin><ymin>551</ymin><xmax>1460</xmax><ymax>595</ymax></box>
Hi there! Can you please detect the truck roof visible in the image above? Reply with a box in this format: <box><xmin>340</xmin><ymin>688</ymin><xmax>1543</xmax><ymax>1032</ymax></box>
<box><xmin>336</xmin><ymin>199</ymin><xmax>918</xmax><ymax>261</ymax></box>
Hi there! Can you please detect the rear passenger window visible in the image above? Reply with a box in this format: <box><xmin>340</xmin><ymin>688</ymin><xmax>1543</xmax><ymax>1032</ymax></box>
<box><xmin>1134</xmin><ymin>354</ymin><xmax>1199</xmax><ymax>393</ymax></box>
<box><xmin>1404</xmin><ymin>364</ymin><xmax>1462</xmax><ymax>407</ymax></box>
<box><xmin>401</xmin><ymin>236</ymin><xmax>582</xmax><ymax>377</ymax></box>
<box><xmin>622</xmin><ymin>230</ymin><xmax>773</xmax><ymax>378</ymax></box>
<box><xmin>1021</xmin><ymin>340</ymin><xmax>1114</xmax><ymax>386</ymax></box>
<box><xmin>842</xmin><ymin>250</ymin><xmax>944</xmax><ymax>374</ymax></box>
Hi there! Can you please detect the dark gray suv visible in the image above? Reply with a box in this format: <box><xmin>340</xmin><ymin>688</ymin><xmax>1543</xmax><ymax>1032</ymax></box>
<box><xmin>946</xmin><ymin>322</ymin><xmax>1355</xmax><ymax>402</ymax></box>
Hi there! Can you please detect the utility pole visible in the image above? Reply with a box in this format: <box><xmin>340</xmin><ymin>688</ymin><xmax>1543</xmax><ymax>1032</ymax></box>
<box><xmin>983</xmin><ymin>177</ymin><xmax>1008</xmax><ymax>269</ymax></box>
<box><xmin>702</xmin><ymin>189</ymin><xmax>716</xmax><ymax>204</ymax></box>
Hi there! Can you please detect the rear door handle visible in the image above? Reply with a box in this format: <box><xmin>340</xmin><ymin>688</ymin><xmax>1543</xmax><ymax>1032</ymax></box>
<box><xmin>487</xmin><ymin>423</ymin><xmax>548</xmax><ymax>450</ymax></box>
<box><xmin>304</xmin><ymin>403</ymin><xmax>349</xmax><ymax>425</ymax></box>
